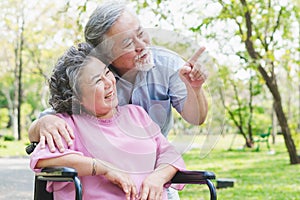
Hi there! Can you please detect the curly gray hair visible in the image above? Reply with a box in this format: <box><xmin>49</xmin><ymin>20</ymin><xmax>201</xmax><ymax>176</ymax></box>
<box><xmin>48</xmin><ymin>43</ymin><xmax>96</xmax><ymax>114</ymax></box>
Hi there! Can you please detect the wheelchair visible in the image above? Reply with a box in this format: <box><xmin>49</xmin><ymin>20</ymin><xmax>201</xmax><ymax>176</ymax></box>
<box><xmin>33</xmin><ymin>166</ymin><xmax>217</xmax><ymax>200</ymax></box>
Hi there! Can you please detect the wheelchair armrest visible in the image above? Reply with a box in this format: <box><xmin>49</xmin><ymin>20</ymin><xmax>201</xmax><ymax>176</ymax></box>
<box><xmin>36</xmin><ymin>167</ymin><xmax>78</xmax><ymax>182</ymax></box>
<box><xmin>36</xmin><ymin>167</ymin><xmax>82</xmax><ymax>200</ymax></box>
<box><xmin>171</xmin><ymin>170</ymin><xmax>215</xmax><ymax>184</ymax></box>
<box><xmin>171</xmin><ymin>171</ymin><xmax>217</xmax><ymax>200</ymax></box>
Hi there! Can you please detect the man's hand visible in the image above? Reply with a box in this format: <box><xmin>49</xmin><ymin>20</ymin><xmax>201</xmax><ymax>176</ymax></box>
<box><xmin>33</xmin><ymin>115</ymin><xmax>74</xmax><ymax>153</ymax></box>
<box><xmin>179</xmin><ymin>47</ymin><xmax>209</xmax><ymax>89</ymax></box>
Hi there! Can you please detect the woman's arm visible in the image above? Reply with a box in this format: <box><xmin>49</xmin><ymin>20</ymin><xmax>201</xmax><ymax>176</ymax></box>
<box><xmin>36</xmin><ymin>153</ymin><xmax>101</xmax><ymax>176</ymax></box>
<box><xmin>36</xmin><ymin>153</ymin><xmax>138</xmax><ymax>200</ymax></box>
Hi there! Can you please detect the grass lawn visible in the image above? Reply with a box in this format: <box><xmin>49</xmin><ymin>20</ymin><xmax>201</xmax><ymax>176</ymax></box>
<box><xmin>0</xmin><ymin>137</ymin><xmax>30</xmax><ymax>158</ymax></box>
<box><xmin>1</xmin><ymin>131</ymin><xmax>299</xmax><ymax>199</ymax></box>
<box><xmin>177</xmin><ymin>134</ymin><xmax>300</xmax><ymax>200</ymax></box>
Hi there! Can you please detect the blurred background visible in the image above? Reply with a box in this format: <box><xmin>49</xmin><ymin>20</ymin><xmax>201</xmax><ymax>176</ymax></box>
<box><xmin>0</xmin><ymin>0</ymin><xmax>299</xmax><ymax>199</ymax></box>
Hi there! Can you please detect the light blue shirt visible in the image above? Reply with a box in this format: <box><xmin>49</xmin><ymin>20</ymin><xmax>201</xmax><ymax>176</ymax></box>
<box><xmin>112</xmin><ymin>46</ymin><xmax>187</xmax><ymax>136</ymax></box>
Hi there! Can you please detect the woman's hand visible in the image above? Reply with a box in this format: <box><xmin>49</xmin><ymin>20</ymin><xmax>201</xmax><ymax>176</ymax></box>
<box><xmin>139</xmin><ymin>164</ymin><xmax>178</xmax><ymax>200</ymax></box>
<box><xmin>139</xmin><ymin>172</ymin><xmax>165</xmax><ymax>200</ymax></box>
<box><xmin>103</xmin><ymin>167</ymin><xmax>138</xmax><ymax>200</ymax></box>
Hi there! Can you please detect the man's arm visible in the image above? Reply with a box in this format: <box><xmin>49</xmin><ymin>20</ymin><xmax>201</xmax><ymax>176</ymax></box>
<box><xmin>28</xmin><ymin>114</ymin><xmax>75</xmax><ymax>152</ymax></box>
<box><xmin>179</xmin><ymin>47</ymin><xmax>209</xmax><ymax>125</ymax></box>
<box><xmin>181</xmin><ymin>86</ymin><xmax>208</xmax><ymax>125</ymax></box>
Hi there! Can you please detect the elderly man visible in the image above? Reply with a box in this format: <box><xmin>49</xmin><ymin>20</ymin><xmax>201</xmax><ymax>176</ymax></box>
<box><xmin>28</xmin><ymin>2</ymin><xmax>208</xmax><ymax>200</ymax></box>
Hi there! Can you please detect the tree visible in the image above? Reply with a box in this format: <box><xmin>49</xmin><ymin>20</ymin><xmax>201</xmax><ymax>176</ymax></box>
<box><xmin>1</xmin><ymin>0</ymin><xmax>26</xmax><ymax>140</ymax></box>
<box><xmin>219</xmin><ymin>65</ymin><xmax>264</xmax><ymax>147</ymax></box>
<box><xmin>0</xmin><ymin>0</ymin><xmax>88</xmax><ymax>139</ymax></box>
<box><xmin>208</xmin><ymin>0</ymin><xmax>299</xmax><ymax>164</ymax></box>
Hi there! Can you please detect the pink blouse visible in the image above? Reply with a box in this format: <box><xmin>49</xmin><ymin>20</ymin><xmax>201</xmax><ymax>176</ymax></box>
<box><xmin>30</xmin><ymin>105</ymin><xmax>185</xmax><ymax>200</ymax></box>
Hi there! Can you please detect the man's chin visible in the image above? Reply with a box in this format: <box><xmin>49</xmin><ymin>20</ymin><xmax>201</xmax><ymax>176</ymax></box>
<box><xmin>136</xmin><ymin>64</ymin><xmax>154</xmax><ymax>71</ymax></box>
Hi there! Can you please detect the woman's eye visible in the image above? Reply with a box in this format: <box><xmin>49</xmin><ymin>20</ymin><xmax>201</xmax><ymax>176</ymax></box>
<box><xmin>138</xmin><ymin>31</ymin><xmax>144</xmax><ymax>38</ymax></box>
<box><xmin>95</xmin><ymin>79</ymin><xmax>102</xmax><ymax>84</ymax></box>
<box><xmin>105</xmin><ymin>70</ymin><xmax>111</xmax><ymax>76</ymax></box>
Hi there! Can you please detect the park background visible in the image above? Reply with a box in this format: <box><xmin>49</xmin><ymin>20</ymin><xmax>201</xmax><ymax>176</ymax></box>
<box><xmin>0</xmin><ymin>0</ymin><xmax>299</xmax><ymax>199</ymax></box>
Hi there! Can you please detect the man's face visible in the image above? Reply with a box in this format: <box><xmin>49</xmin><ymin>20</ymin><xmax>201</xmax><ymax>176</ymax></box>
<box><xmin>106</xmin><ymin>10</ymin><xmax>153</xmax><ymax>75</ymax></box>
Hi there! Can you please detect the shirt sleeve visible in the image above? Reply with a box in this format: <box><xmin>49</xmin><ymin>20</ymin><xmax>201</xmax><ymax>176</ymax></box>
<box><xmin>154</xmin><ymin>133</ymin><xmax>186</xmax><ymax>190</ymax></box>
<box><xmin>38</xmin><ymin>107</ymin><xmax>56</xmax><ymax>118</ymax></box>
<box><xmin>168</xmin><ymin>54</ymin><xmax>187</xmax><ymax>113</ymax></box>
<box><xmin>30</xmin><ymin>113</ymin><xmax>82</xmax><ymax>171</ymax></box>
<box><xmin>30</xmin><ymin>143</ymin><xmax>83</xmax><ymax>172</ymax></box>
<box><xmin>29</xmin><ymin>135</ymin><xmax>83</xmax><ymax>195</ymax></box>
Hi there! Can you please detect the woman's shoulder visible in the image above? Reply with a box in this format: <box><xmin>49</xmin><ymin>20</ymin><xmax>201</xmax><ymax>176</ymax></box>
<box><xmin>119</xmin><ymin>104</ymin><xmax>146</xmax><ymax>114</ymax></box>
<box><xmin>118</xmin><ymin>105</ymin><xmax>159</xmax><ymax>131</ymax></box>
<box><xmin>118</xmin><ymin>105</ymin><xmax>151</xmax><ymax>122</ymax></box>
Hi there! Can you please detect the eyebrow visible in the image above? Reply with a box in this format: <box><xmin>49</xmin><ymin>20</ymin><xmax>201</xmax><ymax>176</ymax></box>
<box><xmin>91</xmin><ymin>66</ymin><xmax>108</xmax><ymax>82</ymax></box>
<box><xmin>137</xmin><ymin>26</ymin><xmax>142</xmax><ymax>32</ymax></box>
<box><xmin>121</xmin><ymin>26</ymin><xmax>143</xmax><ymax>44</ymax></box>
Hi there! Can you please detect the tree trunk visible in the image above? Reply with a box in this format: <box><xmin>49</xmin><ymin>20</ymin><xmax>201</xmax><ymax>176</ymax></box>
<box><xmin>274</xmin><ymin>100</ymin><xmax>299</xmax><ymax>164</ymax></box>
<box><xmin>271</xmin><ymin>103</ymin><xmax>277</xmax><ymax>144</ymax></box>
<box><xmin>17</xmin><ymin>16</ymin><xmax>24</xmax><ymax>141</ymax></box>
<box><xmin>240</xmin><ymin>0</ymin><xmax>299</xmax><ymax>163</ymax></box>
<box><xmin>258</xmin><ymin>65</ymin><xmax>300</xmax><ymax>164</ymax></box>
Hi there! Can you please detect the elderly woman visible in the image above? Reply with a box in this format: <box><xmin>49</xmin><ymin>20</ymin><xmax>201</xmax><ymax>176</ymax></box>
<box><xmin>30</xmin><ymin>43</ymin><xmax>185</xmax><ymax>200</ymax></box>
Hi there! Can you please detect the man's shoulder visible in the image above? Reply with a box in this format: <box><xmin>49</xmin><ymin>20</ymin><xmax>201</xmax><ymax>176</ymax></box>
<box><xmin>151</xmin><ymin>46</ymin><xmax>185</xmax><ymax>69</ymax></box>
<box><xmin>151</xmin><ymin>46</ymin><xmax>181</xmax><ymax>60</ymax></box>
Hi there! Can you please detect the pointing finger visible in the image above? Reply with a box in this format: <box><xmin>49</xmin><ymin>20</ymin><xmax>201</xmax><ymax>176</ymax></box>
<box><xmin>188</xmin><ymin>47</ymin><xmax>206</xmax><ymax>65</ymax></box>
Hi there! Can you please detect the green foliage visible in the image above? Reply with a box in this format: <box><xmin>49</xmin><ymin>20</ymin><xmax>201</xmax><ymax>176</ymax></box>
<box><xmin>290</xmin><ymin>123</ymin><xmax>300</xmax><ymax>149</ymax></box>
<box><xmin>0</xmin><ymin>134</ymin><xmax>29</xmax><ymax>157</ymax></box>
<box><xmin>3</xmin><ymin>135</ymin><xmax>14</xmax><ymax>141</ymax></box>
<box><xmin>0</xmin><ymin>0</ymin><xmax>89</xmax><ymax>139</ymax></box>
<box><xmin>0</xmin><ymin>108</ymin><xmax>9</xmax><ymax>128</ymax></box>
<box><xmin>0</xmin><ymin>91</ymin><xmax>8</xmax><ymax>107</ymax></box>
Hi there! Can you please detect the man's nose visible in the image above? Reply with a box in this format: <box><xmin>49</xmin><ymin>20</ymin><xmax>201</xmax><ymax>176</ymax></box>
<box><xmin>134</xmin><ymin>38</ymin><xmax>147</xmax><ymax>52</ymax></box>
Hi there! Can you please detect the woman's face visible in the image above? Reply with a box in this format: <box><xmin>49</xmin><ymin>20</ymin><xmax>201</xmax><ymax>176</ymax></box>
<box><xmin>106</xmin><ymin>10</ymin><xmax>153</xmax><ymax>75</ymax></box>
<box><xmin>79</xmin><ymin>57</ymin><xmax>118</xmax><ymax>118</ymax></box>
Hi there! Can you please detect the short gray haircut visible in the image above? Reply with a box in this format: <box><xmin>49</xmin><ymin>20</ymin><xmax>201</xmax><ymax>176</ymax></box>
<box><xmin>84</xmin><ymin>2</ymin><xmax>127</xmax><ymax>64</ymax></box>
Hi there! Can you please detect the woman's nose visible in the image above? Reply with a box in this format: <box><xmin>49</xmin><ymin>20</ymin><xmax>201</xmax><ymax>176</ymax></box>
<box><xmin>102</xmin><ymin>75</ymin><xmax>113</xmax><ymax>88</ymax></box>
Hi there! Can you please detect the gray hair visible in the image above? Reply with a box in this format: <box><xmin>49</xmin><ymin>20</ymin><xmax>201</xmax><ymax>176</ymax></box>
<box><xmin>48</xmin><ymin>43</ymin><xmax>95</xmax><ymax>115</ymax></box>
<box><xmin>84</xmin><ymin>2</ymin><xmax>127</xmax><ymax>64</ymax></box>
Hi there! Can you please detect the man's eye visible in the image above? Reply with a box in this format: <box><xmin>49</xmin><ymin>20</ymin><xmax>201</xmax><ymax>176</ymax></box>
<box><xmin>124</xmin><ymin>40</ymin><xmax>134</xmax><ymax>48</ymax></box>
